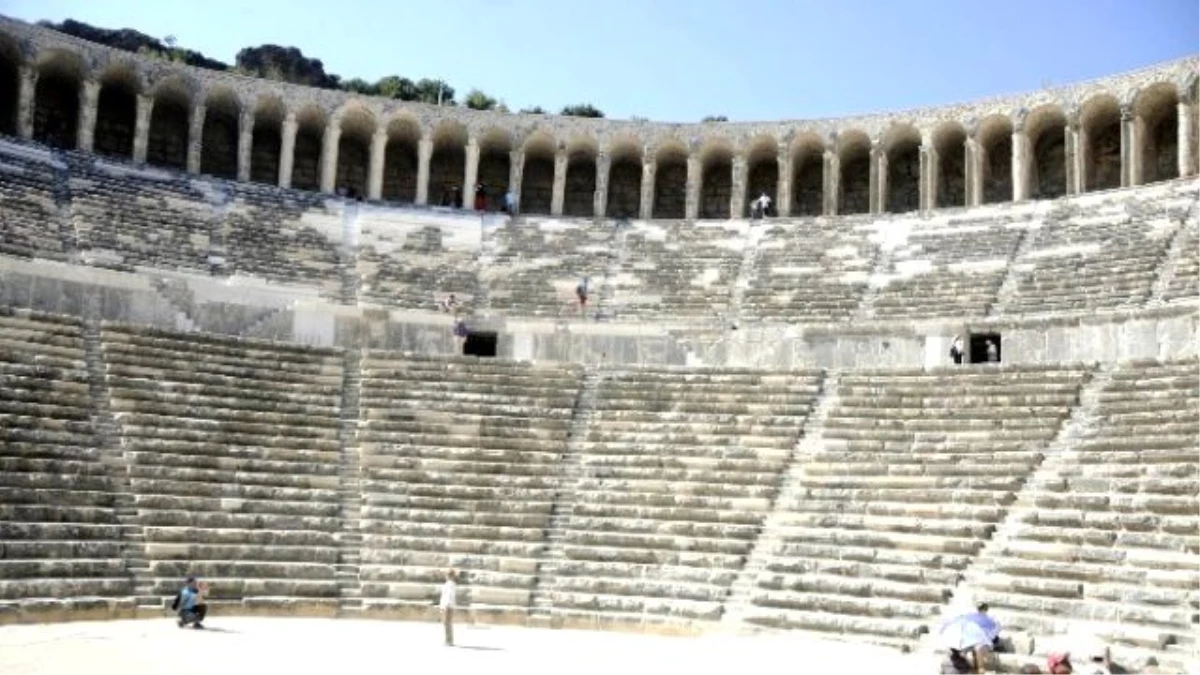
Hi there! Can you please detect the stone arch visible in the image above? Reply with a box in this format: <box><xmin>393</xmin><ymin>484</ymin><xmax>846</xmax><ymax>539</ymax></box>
<box><xmin>520</xmin><ymin>131</ymin><xmax>556</xmax><ymax>215</ymax></box>
<box><xmin>699</xmin><ymin>141</ymin><xmax>733</xmax><ymax>219</ymax></box>
<box><xmin>249</xmin><ymin>95</ymin><xmax>285</xmax><ymax>185</ymax></box>
<box><xmin>0</xmin><ymin>35</ymin><xmax>19</xmax><ymax>136</ymax></box>
<box><xmin>790</xmin><ymin>132</ymin><xmax>825</xmax><ymax>216</ymax></box>
<box><xmin>1025</xmin><ymin>105</ymin><xmax>1067</xmax><ymax>199</ymax></box>
<box><xmin>336</xmin><ymin>106</ymin><xmax>375</xmax><ymax>197</ymax></box>
<box><xmin>837</xmin><ymin>129</ymin><xmax>871</xmax><ymax>215</ymax></box>
<box><xmin>653</xmin><ymin>140</ymin><xmax>687</xmax><ymax>219</ymax></box>
<box><xmin>93</xmin><ymin>61</ymin><xmax>141</xmax><ymax>159</ymax></box>
<box><xmin>605</xmin><ymin>136</ymin><xmax>642</xmax><ymax>219</ymax></box>
<box><xmin>33</xmin><ymin>49</ymin><xmax>86</xmax><ymax>149</ymax></box>
<box><xmin>381</xmin><ymin>114</ymin><xmax>420</xmax><ymax>202</ymax></box>
<box><xmin>978</xmin><ymin>115</ymin><xmax>1013</xmax><ymax>204</ymax></box>
<box><xmin>147</xmin><ymin>75</ymin><xmax>193</xmax><ymax>169</ymax></box>
<box><xmin>1080</xmin><ymin>94</ymin><xmax>1122</xmax><ymax>192</ymax></box>
<box><xmin>1134</xmin><ymin>81</ymin><xmax>1180</xmax><ymax>184</ymax></box>
<box><xmin>429</xmin><ymin>120</ymin><xmax>467</xmax><ymax>206</ymax></box>
<box><xmin>743</xmin><ymin>135</ymin><xmax>778</xmax><ymax>217</ymax></box>
<box><xmin>477</xmin><ymin>128</ymin><xmax>511</xmax><ymax>211</ymax></box>
<box><xmin>932</xmin><ymin>122</ymin><xmax>966</xmax><ymax>208</ymax></box>
<box><xmin>563</xmin><ymin>137</ymin><xmax>598</xmax><ymax>217</ymax></box>
<box><xmin>883</xmin><ymin>124</ymin><xmax>920</xmax><ymax>213</ymax></box>
<box><xmin>292</xmin><ymin>105</ymin><xmax>326</xmax><ymax>191</ymax></box>
<box><xmin>200</xmin><ymin>86</ymin><xmax>240</xmax><ymax>179</ymax></box>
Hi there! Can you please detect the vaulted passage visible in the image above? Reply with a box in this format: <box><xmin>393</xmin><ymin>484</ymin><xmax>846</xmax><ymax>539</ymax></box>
<box><xmin>887</xmin><ymin>139</ymin><xmax>920</xmax><ymax>213</ymax></box>
<box><xmin>249</xmin><ymin>110</ymin><xmax>282</xmax><ymax>185</ymax></box>
<box><xmin>936</xmin><ymin>128</ymin><xmax>966</xmax><ymax>208</ymax></box>
<box><xmin>745</xmin><ymin>151</ymin><xmax>777</xmax><ymax>217</ymax></box>
<box><xmin>606</xmin><ymin>153</ymin><xmax>641</xmax><ymax>218</ymax></box>
<box><xmin>653</xmin><ymin>149</ymin><xmax>686</xmax><ymax>219</ymax></box>
<box><xmin>93</xmin><ymin>81</ymin><xmax>137</xmax><ymax>159</ymax></box>
<box><xmin>1138</xmin><ymin>87</ymin><xmax>1180</xmax><ymax>185</ymax></box>
<box><xmin>382</xmin><ymin>118</ymin><xmax>419</xmax><ymax>202</ymax></box>
<box><xmin>200</xmin><ymin>96</ymin><xmax>239</xmax><ymax>179</ymax></box>
<box><xmin>477</xmin><ymin>143</ymin><xmax>510</xmax><ymax>211</ymax></box>
<box><xmin>791</xmin><ymin>148</ymin><xmax>823</xmax><ymax>216</ymax></box>
<box><xmin>1029</xmin><ymin>112</ymin><xmax>1066</xmax><ymax>200</ymax></box>
<box><xmin>33</xmin><ymin>70</ymin><xmax>79</xmax><ymax>149</ymax></box>
<box><xmin>563</xmin><ymin>151</ymin><xmax>596</xmax><ymax>217</ymax></box>
<box><xmin>980</xmin><ymin>120</ymin><xmax>1013</xmax><ymax>204</ymax></box>
<box><xmin>839</xmin><ymin>148</ymin><xmax>870</xmax><ymax>215</ymax></box>
<box><xmin>429</xmin><ymin>125</ymin><xmax>466</xmax><ymax>206</ymax></box>
<box><xmin>700</xmin><ymin>150</ymin><xmax>731</xmax><ymax>219</ymax></box>
<box><xmin>292</xmin><ymin>120</ymin><xmax>323</xmax><ymax>191</ymax></box>
<box><xmin>1086</xmin><ymin>111</ymin><xmax>1121</xmax><ymax>192</ymax></box>
<box><xmin>147</xmin><ymin>93</ymin><xmax>189</xmax><ymax>169</ymax></box>
<box><xmin>520</xmin><ymin>149</ymin><xmax>553</xmax><ymax>215</ymax></box>
<box><xmin>0</xmin><ymin>51</ymin><xmax>14</xmax><ymax>136</ymax></box>
<box><xmin>336</xmin><ymin>110</ymin><xmax>373</xmax><ymax>198</ymax></box>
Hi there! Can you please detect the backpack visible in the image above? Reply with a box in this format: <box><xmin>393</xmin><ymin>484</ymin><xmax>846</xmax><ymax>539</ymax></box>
<box><xmin>170</xmin><ymin>592</ymin><xmax>181</xmax><ymax>611</ymax></box>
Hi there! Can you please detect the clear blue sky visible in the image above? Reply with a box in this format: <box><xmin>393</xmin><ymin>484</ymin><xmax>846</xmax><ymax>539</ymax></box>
<box><xmin>4</xmin><ymin>0</ymin><xmax>1197</xmax><ymax>122</ymax></box>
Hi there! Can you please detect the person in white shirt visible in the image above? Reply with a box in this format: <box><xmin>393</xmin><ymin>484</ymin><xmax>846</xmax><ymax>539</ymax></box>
<box><xmin>758</xmin><ymin>192</ymin><xmax>772</xmax><ymax>218</ymax></box>
<box><xmin>440</xmin><ymin>569</ymin><xmax>457</xmax><ymax>646</ymax></box>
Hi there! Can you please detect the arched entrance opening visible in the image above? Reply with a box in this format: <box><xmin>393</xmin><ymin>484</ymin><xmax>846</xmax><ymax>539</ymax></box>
<box><xmin>249</xmin><ymin>96</ymin><xmax>284</xmax><ymax>185</ymax></box>
<box><xmin>699</xmin><ymin>143</ymin><xmax>732</xmax><ymax>219</ymax></box>
<box><xmin>979</xmin><ymin>116</ymin><xmax>1013</xmax><ymax>204</ymax></box>
<box><xmin>838</xmin><ymin>130</ymin><xmax>870</xmax><ymax>215</ymax></box>
<box><xmin>429</xmin><ymin>121</ymin><xmax>467</xmax><ymax>206</ymax></box>
<box><xmin>336</xmin><ymin>107</ymin><xmax>374</xmax><ymax>197</ymax></box>
<box><xmin>382</xmin><ymin>115</ymin><xmax>420</xmax><ymax>203</ymax></box>
<box><xmin>477</xmin><ymin>129</ymin><xmax>511</xmax><ymax>211</ymax></box>
<box><xmin>520</xmin><ymin>132</ymin><xmax>555</xmax><ymax>215</ymax></box>
<box><xmin>934</xmin><ymin>123</ymin><xmax>967</xmax><ymax>208</ymax></box>
<box><xmin>744</xmin><ymin>136</ymin><xmax>777</xmax><ymax>217</ymax></box>
<box><xmin>563</xmin><ymin>139</ymin><xmax>597</xmax><ymax>217</ymax></box>
<box><xmin>606</xmin><ymin>139</ymin><xmax>642</xmax><ymax>219</ymax></box>
<box><xmin>291</xmin><ymin>106</ymin><xmax>326</xmax><ymax>192</ymax></box>
<box><xmin>1081</xmin><ymin>95</ymin><xmax>1121</xmax><ymax>192</ymax></box>
<box><xmin>884</xmin><ymin>125</ymin><xmax>920</xmax><ymax>214</ymax></box>
<box><xmin>1026</xmin><ymin>106</ymin><xmax>1067</xmax><ymax>199</ymax></box>
<box><xmin>33</xmin><ymin>50</ymin><xmax>83</xmax><ymax>149</ymax></box>
<box><xmin>147</xmin><ymin>78</ymin><xmax>191</xmax><ymax>169</ymax></box>
<box><xmin>0</xmin><ymin>37</ymin><xmax>18</xmax><ymax>136</ymax></box>
<box><xmin>790</xmin><ymin>134</ymin><xmax>824</xmax><ymax>216</ymax></box>
<box><xmin>652</xmin><ymin>142</ymin><xmax>687</xmax><ymax>219</ymax></box>
<box><xmin>1135</xmin><ymin>83</ymin><xmax>1180</xmax><ymax>184</ymax></box>
<box><xmin>200</xmin><ymin>88</ymin><xmax>240</xmax><ymax>178</ymax></box>
<box><xmin>93</xmin><ymin>64</ymin><xmax>139</xmax><ymax>159</ymax></box>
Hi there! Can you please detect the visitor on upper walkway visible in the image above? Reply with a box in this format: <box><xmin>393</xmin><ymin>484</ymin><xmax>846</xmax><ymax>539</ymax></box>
<box><xmin>950</xmin><ymin>335</ymin><xmax>965</xmax><ymax>365</ymax></box>
<box><xmin>474</xmin><ymin>184</ymin><xmax>487</xmax><ymax>211</ymax></box>
<box><xmin>986</xmin><ymin>340</ymin><xmax>999</xmax><ymax>363</ymax></box>
<box><xmin>172</xmin><ymin>577</ymin><xmax>208</xmax><ymax>629</ymax></box>
<box><xmin>752</xmin><ymin>192</ymin><xmax>772</xmax><ymax>219</ymax></box>
<box><xmin>452</xmin><ymin>186</ymin><xmax>463</xmax><ymax>209</ymax></box>
<box><xmin>439</xmin><ymin>569</ymin><xmax>457</xmax><ymax>647</ymax></box>
<box><xmin>576</xmin><ymin>280</ymin><xmax>589</xmax><ymax>314</ymax></box>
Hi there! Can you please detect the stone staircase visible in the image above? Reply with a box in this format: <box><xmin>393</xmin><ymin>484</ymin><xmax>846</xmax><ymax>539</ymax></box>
<box><xmin>595</xmin><ymin>224</ymin><xmax>629</xmax><ymax>319</ymax></box>
<box><xmin>81</xmin><ymin>312</ymin><xmax>156</xmax><ymax>610</ymax></box>
<box><xmin>721</xmin><ymin>369</ymin><xmax>840</xmax><ymax>629</ymax></box>
<box><xmin>853</xmin><ymin>247</ymin><xmax>891</xmax><ymax>321</ymax></box>
<box><xmin>336</xmin><ymin>348</ymin><xmax>365</xmax><ymax>616</ymax></box>
<box><xmin>1148</xmin><ymin>217</ymin><xmax>1193</xmax><ymax>307</ymax></box>
<box><xmin>149</xmin><ymin>277</ymin><xmax>198</xmax><ymax>332</ymax></box>
<box><xmin>528</xmin><ymin>365</ymin><xmax>603</xmax><ymax>623</ymax></box>
<box><xmin>727</xmin><ymin>222</ymin><xmax>764</xmax><ymax>326</ymax></box>
<box><xmin>988</xmin><ymin>222</ymin><xmax>1041</xmax><ymax>316</ymax></box>
<box><xmin>52</xmin><ymin>164</ymin><xmax>77</xmax><ymax>257</ymax></box>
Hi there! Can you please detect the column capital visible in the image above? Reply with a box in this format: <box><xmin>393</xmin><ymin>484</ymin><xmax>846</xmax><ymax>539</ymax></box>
<box><xmin>1120</xmin><ymin>103</ymin><xmax>1134</xmax><ymax>121</ymax></box>
<box><xmin>1012</xmin><ymin>108</ymin><xmax>1029</xmax><ymax>134</ymax></box>
<box><xmin>372</xmin><ymin>129</ymin><xmax>388</xmax><ymax>144</ymax></box>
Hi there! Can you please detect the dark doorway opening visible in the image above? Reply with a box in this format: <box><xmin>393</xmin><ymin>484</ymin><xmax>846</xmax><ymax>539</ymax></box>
<box><xmin>463</xmin><ymin>331</ymin><xmax>497</xmax><ymax>358</ymax></box>
<box><xmin>969</xmin><ymin>333</ymin><xmax>1001</xmax><ymax>364</ymax></box>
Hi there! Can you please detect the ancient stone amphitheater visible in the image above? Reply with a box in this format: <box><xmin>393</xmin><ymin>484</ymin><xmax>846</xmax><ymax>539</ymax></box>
<box><xmin>0</xmin><ymin>14</ymin><xmax>1196</xmax><ymax>674</ymax></box>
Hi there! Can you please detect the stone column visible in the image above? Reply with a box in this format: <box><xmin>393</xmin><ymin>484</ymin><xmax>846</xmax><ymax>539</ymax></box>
<box><xmin>868</xmin><ymin>141</ymin><xmax>882</xmax><ymax>214</ymax></box>
<box><xmin>918</xmin><ymin>141</ymin><xmax>933</xmax><ymax>212</ymax></box>
<box><xmin>132</xmin><ymin>94</ymin><xmax>154</xmax><ymax>164</ymax></box>
<box><xmin>509</xmin><ymin>150</ymin><xmax>526</xmax><ymax>211</ymax></box>
<box><xmin>463</xmin><ymin>139</ymin><xmax>480</xmax><ymax>199</ymax></box>
<box><xmin>1011</xmin><ymin>123</ymin><xmax>1029</xmax><ymax>202</ymax></box>
<box><xmin>776</xmin><ymin>147</ymin><xmax>792</xmax><ymax>217</ymax></box>
<box><xmin>320</xmin><ymin>122</ymin><xmax>341</xmax><ymax>194</ymax></box>
<box><xmin>639</xmin><ymin>161</ymin><xmax>655</xmax><ymax>220</ymax></box>
<box><xmin>823</xmin><ymin>150</ymin><xmax>839</xmax><ymax>216</ymax></box>
<box><xmin>16</xmin><ymin>66</ymin><xmax>37</xmax><ymax>140</ymax></box>
<box><xmin>186</xmin><ymin>104</ymin><xmax>206</xmax><ymax>174</ymax></box>
<box><xmin>366</xmin><ymin>130</ymin><xmax>387</xmax><ymax>200</ymax></box>
<box><xmin>1064</xmin><ymin>112</ymin><xmax>1081</xmax><ymax>195</ymax></box>
<box><xmin>415</xmin><ymin>138</ymin><xmax>433</xmax><ymax>205</ymax></box>
<box><xmin>236</xmin><ymin>109</ymin><xmax>254</xmax><ymax>182</ymax></box>
<box><xmin>1119</xmin><ymin>104</ymin><xmax>1134</xmax><ymax>188</ymax></box>
<box><xmin>76</xmin><ymin>80</ymin><xmax>100</xmax><ymax>152</ymax></box>
<box><xmin>593</xmin><ymin>151</ymin><xmax>610</xmax><ymax>218</ymax></box>
<box><xmin>1179</xmin><ymin>101</ymin><xmax>1196</xmax><ymax>178</ymax></box>
<box><xmin>550</xmin><ymin>148</ymin><xmax>568</xmax><ymax>216</ymax></box>
<box><xmin>278</xmin><ymin>113</ymin><xmax>297</xmax><ymax>188</ymax></box>
<box><xmin>685</xmin><ymin>154</ymin><xmax>701</xmax><ymax>220</ymax></box>
<box><xmin>730</xmin><ymin>154</ymin><xmax>747</xmax><ymax>218</ymax></box>
<box><xmin>1131</xmin><ymin>113</ymin><xmax>1147</xmax><ymax>186</ymax></box>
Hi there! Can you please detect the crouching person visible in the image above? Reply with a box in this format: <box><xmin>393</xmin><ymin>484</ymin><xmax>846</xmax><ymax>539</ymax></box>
<box><xmin>172</xmin><ymin>576</ymin><xmax>209</xmax><ymax>629</ymax></box>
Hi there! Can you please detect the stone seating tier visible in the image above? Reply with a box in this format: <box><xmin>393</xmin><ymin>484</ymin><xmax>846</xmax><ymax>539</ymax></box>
<box><xmin>0</xmin><ymin>149</ymin><xmax>65</xmax><ymax>261</ymax></box>
<box><xmin>485</xmin><ymin>217</ymin><xmax>614</xmax><ymax>317</ymax></box>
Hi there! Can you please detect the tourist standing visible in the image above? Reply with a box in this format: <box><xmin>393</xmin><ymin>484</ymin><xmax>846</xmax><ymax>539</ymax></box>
<box><xmin>440</xmin><ymin>569</ymin><xmax>458</xmax><ymax>646</ymax></box>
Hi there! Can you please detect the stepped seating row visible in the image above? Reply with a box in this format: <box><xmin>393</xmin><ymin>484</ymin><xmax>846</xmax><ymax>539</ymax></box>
<box><xmin>741</xmin><ymin>218</ymin><xmax>875</xmax><ymax>322</ymax></box>
<box><xmin>0</xmin><ymin>143</ymin><xmax>66</xmax><ymax>260</ymax></box>
<box><xmin>485</xmin><ymin>217</ymin><xmax>614</xmax><ymax>316</ymax></box>
<box><xmin>0</xmin><ymin>309</ymin><xmax>133</xmax><ymax>614</ymax></box>
<box><xmin>356</xmin><ymin>353</ymin><xmax>582</xmax><ymax>617</ymax></box>
<box><xmin>743</xmin><ymin>365</ymin><xmax>1091</xmax><ymax>649</ymax></box>
<box><xmin>224</xmin><ymin>196</ymin><xmax>343</xmax><ymax>299</ymax></box>
<box><xmin>100</xmin><ymin>323</ymin><xmax>347</xmax><ymax>605</ymax></box>
<box><xmin>358</xmin><ymin>220</ymin><xmax>478</xmax><ymax>312</ymax></box>
<box><xmin>609</xmin><ymin>221</ymin><xmax>746</xmax><ymax>319</ymax></box>
<box><xmin>1163</xmin><ymin>220</ymin><xmax>1198</xmax><ymax>304</ymax></box>
<box><xmin>539</xmin><ymin>366</ymin><xmax>824</xmax><ymax>629</ymax></box>
<box><xmin>978</xmin><ymin>358</ymin><xmax>1199</xmax><ymax>672</ymax></box>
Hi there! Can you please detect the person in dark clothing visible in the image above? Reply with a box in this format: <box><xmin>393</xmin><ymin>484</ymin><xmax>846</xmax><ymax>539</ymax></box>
<box><xmin>950</xmin><ymin>335</ymin><xmax>964</xmax><ymax>364</ymax></box>
<box><xmin>474</xmin><ymin>184</ymin><xmax>487</xmax><ymax>211</ymax></box>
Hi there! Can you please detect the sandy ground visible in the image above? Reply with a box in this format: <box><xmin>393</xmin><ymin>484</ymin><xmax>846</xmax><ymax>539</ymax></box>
<box><xmin>0</xmin><ymin>617</ymin><xmax>935</xmax><ymax>675</ymax></box>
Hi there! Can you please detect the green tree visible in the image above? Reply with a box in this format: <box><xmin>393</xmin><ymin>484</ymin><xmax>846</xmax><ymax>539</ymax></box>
<box><xmin>464</xmin><ymin>89</ymin><xmax>498</xmax><ymax>111</ymax></box>
<box><xmin>560</xmin><ymin>103</ymin><xmax>604</xmax><ymax>118</ymax></box>
<box><xmin>702</xmin><ymin>115</ymin><xmax>728</xmax><ymax>122</ymax></box>
<box><xmin>520</xmin><ymin>106</ymin><xmax>547</xmax><ymax>115</ymax></box>
<box><xmin>415</xmin><ymin>78</ymin><xmax>455</xmax><ymax>105</ymax></box>
<box><xmin>376</xmin><ymin>75</ymin><xmax>418</xmax><ymax>101</ymax></box>
<box><xmin>342</xmin><ymin>78</ymin><xmax>377</xmax><ymax>95</ymax></box>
